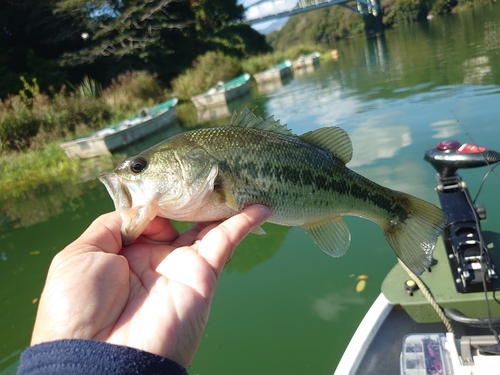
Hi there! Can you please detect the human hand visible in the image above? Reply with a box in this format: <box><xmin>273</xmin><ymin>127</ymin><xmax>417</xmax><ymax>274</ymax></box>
<box><xmin>30</xmin><ymin>205</ymin><xmax>271</xmax><ymax>368</ymax></box>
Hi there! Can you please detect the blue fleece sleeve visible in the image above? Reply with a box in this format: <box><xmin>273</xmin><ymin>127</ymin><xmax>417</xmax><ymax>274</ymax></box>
<box><xmin>17</xmin><ymin>339</ymin><xmax>188</xmax><ymax>375</ymax></box>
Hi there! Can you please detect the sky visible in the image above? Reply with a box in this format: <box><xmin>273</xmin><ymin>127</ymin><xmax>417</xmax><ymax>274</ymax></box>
<box><xmin>241</xmin><ymin>0</ymin><xmax>296</xmax><ymax>33</ymax></box>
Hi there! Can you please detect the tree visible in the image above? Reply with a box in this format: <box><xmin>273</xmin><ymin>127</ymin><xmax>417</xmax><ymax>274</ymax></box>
<box><xmin>0</xmin><ymin>0</ymin><xmax>270</xmax><ymax>97</ymax></box>
<box><xmin>51</xmin><ymin>0</ymin><xmax>262</xmax><ymax>83</ymax></box>
<box><xmin>0</xmin><ymin>0</ymin><xmax>76</xmax><ymax>97</ymax></box>
<box><xmin>53</xmin><ymin>1</ymin><xmax>191</xmax><ymax>63</ymax></box>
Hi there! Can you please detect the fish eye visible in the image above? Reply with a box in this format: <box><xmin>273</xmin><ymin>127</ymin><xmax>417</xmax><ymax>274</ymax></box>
<box><xmin>130</xmin><ymin>157</ymin><xmax>148</xmax><ymax>173</ymax></box>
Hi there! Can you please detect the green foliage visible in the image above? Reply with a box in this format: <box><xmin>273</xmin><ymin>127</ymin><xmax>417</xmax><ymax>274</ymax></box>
<box><xmin>241</xmin><ymin>53</ymin><xmax>289</xmax><ymax>75</ymax></box>
<box><xmin>383</xmin><ymin>0</ymin><xmax>429</xmax><ymax>24</ymax></box>
<box><xmin>192</xmin><ymin>0</ymin><xmax>244</xmax><ymax>35</ymax></box>
<box><xmin>213</xmin><ymin>24</ymin><xmax>272</xmax><ymax>57</ymax></box>
<box><xmin>0</xmin><ymin>72</ymin><xmax>163</xmax><ymax>152</ymax></box>
<box><xmin>0</xmin><ymin>0</ymin><xmax>270</xmax><ymax>99</ymax></box>
<box><xmin>18</xmin><ymin>77</ymin><xmax>41</xmax><ymax>105</ymax></box>
<box><xmin>67</xmin><ymin>76</ymin><xmax>103</xmax><ymax>98</ymax></box>
<box><xmin>171</xmin><ymin>52</ymin><xmax>242</xmax><ymax>101</ymax></box>
<box><xmin>0</xmin><ymin>100</ymin><xmax>42</xmax><ymax>150</ymax></box>
<box><xmin>267</xmin><ymin>7</ymin><xmax>365</xmax><ymax>52</ymax></box>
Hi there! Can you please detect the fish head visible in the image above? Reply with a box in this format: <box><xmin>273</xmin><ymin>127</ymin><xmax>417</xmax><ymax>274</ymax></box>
<box><xmin>100</xmin><ymin>138</ymin><xmax>218</xmax><ymax>245</ymax></box>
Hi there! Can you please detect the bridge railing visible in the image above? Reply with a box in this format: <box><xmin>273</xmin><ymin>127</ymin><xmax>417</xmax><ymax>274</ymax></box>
<box><xmin>244</xmin><ymin>0</ymin><xmax>379</xmax><ymax>24</ymax></box>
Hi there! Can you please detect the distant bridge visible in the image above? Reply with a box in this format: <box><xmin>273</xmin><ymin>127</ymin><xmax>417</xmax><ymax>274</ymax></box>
<box><xmin>243</xmin><ymin>0</ymin><xmax>379</xmax><ymax>25</ymax></box>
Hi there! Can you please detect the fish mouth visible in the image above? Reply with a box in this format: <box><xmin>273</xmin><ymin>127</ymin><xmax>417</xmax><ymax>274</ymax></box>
<box><xmin>99</xmin><ymin>173</ymin><xmax>133</xmax><ymax>211</ymax></box>
<box><xmin>99</xmin><ymin>172</ymin><xmax>160</xmax><ymax>246</ymax></box>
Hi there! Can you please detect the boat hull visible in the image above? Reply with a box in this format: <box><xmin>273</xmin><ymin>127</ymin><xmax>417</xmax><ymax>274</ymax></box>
<box><xmin>60</xmin><ymin>99</ymin><xmax>178</xmax><ymax>159</ymax></box>
<box><xmin>335</xmin><ymin>233</ymin><xmax>500</xmax><ymax>375</ymax></box>
<box><xmin>254</xmin><ymin>61</ymin><xmax>292</xmax><ymax>85</ymax></box>
<box><xmin>292</xmin><ymin>52</ymin><xmax>320</xmax><ymax>70</ymax></box>
<box><xmin>191</xmin><ymin>74</ymin><xmax>251</xmax><ymax>109</ymax></box>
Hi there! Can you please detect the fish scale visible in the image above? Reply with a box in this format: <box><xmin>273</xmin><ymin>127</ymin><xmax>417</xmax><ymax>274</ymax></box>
<box><xmin>100</xmin><ymin>108</ymin><xmax>447</xmax><ymax>275</ymax></box>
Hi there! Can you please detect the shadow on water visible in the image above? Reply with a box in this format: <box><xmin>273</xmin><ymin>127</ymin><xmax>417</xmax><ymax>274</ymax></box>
<box><xmin>225</xmin><ymin>223</ymin><xmax>291</xmax><ymax>274</ymax></box>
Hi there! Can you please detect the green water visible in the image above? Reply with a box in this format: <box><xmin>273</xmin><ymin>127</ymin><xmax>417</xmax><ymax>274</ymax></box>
<box><xmin>2</xmin><ymin>4</ymin><xmax>500</xmax><ymax>374</ymax></box>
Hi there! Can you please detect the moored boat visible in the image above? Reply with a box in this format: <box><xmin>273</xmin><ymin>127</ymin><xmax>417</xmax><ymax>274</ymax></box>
<box><xmin>60</xmin><ymin>98</ymin><xmax>178</xmax><ymax>159</ymax></box>
<box><xmin>292</xmin><ymin>51</ymin><xmax>320</xmax><ymax>70</ymax></box>
<box><xmin>254</xmin><ymin>60</ymin><xmax>292</xmax><ymax>85</ymax></box>
<box><xmin>190</xmin><ymin>73</ymin><xmax>251</xmax><ymax>109</ymax></box>
<box><xmin>335</xmin><ymin>140</ymin><xmax>500</xmax><ymax>375</ymax></box>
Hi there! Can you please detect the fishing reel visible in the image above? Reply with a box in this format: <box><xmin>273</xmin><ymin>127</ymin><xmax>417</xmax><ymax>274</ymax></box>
<box><xmin>424</xmin><ymin>140</ymin><xmax>500</xmax><ymax>293</ymax></box>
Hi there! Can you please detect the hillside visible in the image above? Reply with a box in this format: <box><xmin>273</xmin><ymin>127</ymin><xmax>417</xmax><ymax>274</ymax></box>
<box><xmin>266</xmin><ymin>0</ymin><xmax>460</xmax><ymax>50</ymax></box>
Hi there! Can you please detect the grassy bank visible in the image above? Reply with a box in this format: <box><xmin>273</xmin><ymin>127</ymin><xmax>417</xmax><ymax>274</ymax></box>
<box><xmin>1</xmin><ymin>45</ymin><xmax>324</xmax><ymax>198</ymax></box>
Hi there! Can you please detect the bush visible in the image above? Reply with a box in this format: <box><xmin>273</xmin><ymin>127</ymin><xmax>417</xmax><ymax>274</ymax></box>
<box><xmin>171</xmin><ymin>51</ymin><xmax>242</xmax><ymax>101</ymax></box>
<box><xmin>241</xmin><ymin>53</ymin><xmax>288</xmax><ymax>75</ymax></box>
<box><xmin>0</xmin><ymin>104</ymin><xmax>41</xmax><ymax>150</ymax></box>
<box><xmin>106</xmin><ymin>71</ymin><xmax>164</xmax><ymax>102</ymax></box>
<box><xmin>0</xmin><ymin>78</ymin><xmax>46</xmax><ymax>150</ymax></box>
<box><xmin>59</xmin><ymin>95</ymin><xmax>112</xmax><ymax>132</ymax></box>
<box><xmin>0</xmin><ymin>72</ymin><xmax>164</xmax><ymax>152</ymax></box>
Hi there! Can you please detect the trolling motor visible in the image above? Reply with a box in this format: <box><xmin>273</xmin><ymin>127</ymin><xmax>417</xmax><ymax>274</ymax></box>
<box><xmin>424</xmin><ymin>140</ymin><xmax>500</xmax><ymax>293</ymax></box>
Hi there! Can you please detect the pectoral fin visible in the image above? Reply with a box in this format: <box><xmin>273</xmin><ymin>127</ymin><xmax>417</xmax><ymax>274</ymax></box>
<box><xmin>223</xmin><ymin>189</ymin><xmax>239</xmax><ymax>211</ymax></box>
<box><xmin>302</xmin><ymin>216</ymin><xmax>351</xmax><ymax>257</ymax></box>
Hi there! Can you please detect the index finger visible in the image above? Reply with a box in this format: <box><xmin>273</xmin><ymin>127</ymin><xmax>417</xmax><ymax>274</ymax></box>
<box><xmin>197</xmin><ymin>205</ymin><xmax>271</xmax><ymax>276</ymax></box>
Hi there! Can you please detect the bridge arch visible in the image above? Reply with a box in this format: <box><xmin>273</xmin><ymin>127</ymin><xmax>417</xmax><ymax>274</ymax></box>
<box><xmin>243</xmin><ymin>0</ymin><xmax>381</xmax><ymax>25</ymax></box>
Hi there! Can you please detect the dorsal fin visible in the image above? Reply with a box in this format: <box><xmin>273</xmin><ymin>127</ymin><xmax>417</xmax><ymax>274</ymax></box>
<box><xmin>299</xmin><ymin>127</ymin><xmax>353</xmax><ymax>164</ymax></box>
<box><xmin>230</xmin><ymin>107</ymin><xmax>293</xmax><ymax>136</ymax></box>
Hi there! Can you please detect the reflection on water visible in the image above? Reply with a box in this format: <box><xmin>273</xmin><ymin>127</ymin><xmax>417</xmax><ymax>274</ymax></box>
<box><xmin>195</xmin><ymin>93</ymin><xmax>255</xmax><ymax>123</ymax></box>
<box><xmin>293</xmin><ymin>61</ymin><xmax>320</xmax><ymax>77</ymax></box>
<box><xmin>364</xmin><ymin>34</ymin><xmax>390</xmax><ymax>73</ymax></box>
<box><xmin>0</xmin><ymin>183</ymin><xmax>88</xmax><ymax>230</ymax></box>
<box><xmin>257</xmin><ymin>75</ymin><xmax>293</xmax><ymax>95</ymax></box>
<box><xmin>197</xmin><ymin>104</ymin><xmax>232</xmax><ymax>122</ymax></box>
<box><xmin>348</xmin><ymin>113</ymin><xmax>411</xmax><ymax>168</ymax></box>
<box><xmin>430</xmin><ymin>119</ymin><xmax>461</xmax><ymax>139</ymax></box>
<box><xmin>225</xmin><ymin>223</ymin><xmax>290</xmax><ymax>273</ymax></box>
<box><xmin>357</xmin><ymin>161</ymin><xmax>433</xmax><ymax>199</ymax></box>
<box><xmin>463</xmin><ymin>56</ymin><xmax>492</xmax><ymax>84</ymax></box>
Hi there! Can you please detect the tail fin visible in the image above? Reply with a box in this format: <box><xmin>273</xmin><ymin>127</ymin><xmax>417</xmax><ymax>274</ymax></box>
<box><xmin>383</xmin><ymin>195</ymin><xmax>447</xmax><ymax>275</ymax></box>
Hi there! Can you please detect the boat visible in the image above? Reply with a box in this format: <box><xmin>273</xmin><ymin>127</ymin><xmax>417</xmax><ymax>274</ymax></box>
<box><xmin>253</xmin><ymin>60</ymin><xmax>292</xmax><ymax>85</ymax></box>
<box><xmin>256</xmin><ymin>75</ymin><xmax>293</xmax><ymax>95</ymax></box>
<box><xmin>292</xmin><ymin>51</ymin><xmax>320</xmax><ymax>71</ymax></box>
<box><xmin>60</xmin><ymin>98</ymin><xmax>178</xmax><ymax>159</ymax></box>
<box><xmin>335</xmin><ymin>140</ymin><xmax>500</xmax><ymax>375</ymax></box>
<box><xmin>190</xmin><ymin>73</ymin><xmax>251</xmax><ymax>109</ymax></box>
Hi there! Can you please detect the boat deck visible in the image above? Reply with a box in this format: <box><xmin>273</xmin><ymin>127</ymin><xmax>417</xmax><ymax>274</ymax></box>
<box><xmin>382</xmin><ymin>232</ymin><xmax>500</xmax><ymax>324</ymax></box>
<box><xmin>353</xmin><ymin>305</ymin><xmax>495</xmax><ymax>375</ymax></box>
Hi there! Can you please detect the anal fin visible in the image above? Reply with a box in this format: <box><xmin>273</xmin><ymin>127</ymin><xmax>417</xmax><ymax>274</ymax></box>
<box><xmin>302</xmin><ymin>216</ymin><xmax>351</xmax><ymax>257</ymax></box>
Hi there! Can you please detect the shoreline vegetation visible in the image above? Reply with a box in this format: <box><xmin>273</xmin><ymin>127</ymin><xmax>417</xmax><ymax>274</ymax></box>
<box><xmin>0</xmin><ymin>45</ymin><xmax>322</xmax><ymax>199</ymax></box>
<box><xmin>0</xmin><ymin>0</ymin><xmax>486</xmax><ymax>198</ymax></box>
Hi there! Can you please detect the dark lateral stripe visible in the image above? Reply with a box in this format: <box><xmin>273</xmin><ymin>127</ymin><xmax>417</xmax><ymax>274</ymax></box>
<box><xmin>220</xmin><ymin>155</ymin><xmax>407</xmax><ymax>220</ymax></box>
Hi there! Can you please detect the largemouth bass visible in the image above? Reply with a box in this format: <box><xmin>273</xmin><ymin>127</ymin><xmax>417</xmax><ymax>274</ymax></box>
<box><xmin>100</xmin><ymin>108</ymin><xmax>446</xmax><ymax>274</ymax></box>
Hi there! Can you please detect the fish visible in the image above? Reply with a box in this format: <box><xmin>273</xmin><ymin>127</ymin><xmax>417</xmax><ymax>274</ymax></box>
<box><xmin>100</xmin><ymin>108</ymin><xmax>447</xmax><ymax>275</ymax></box>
